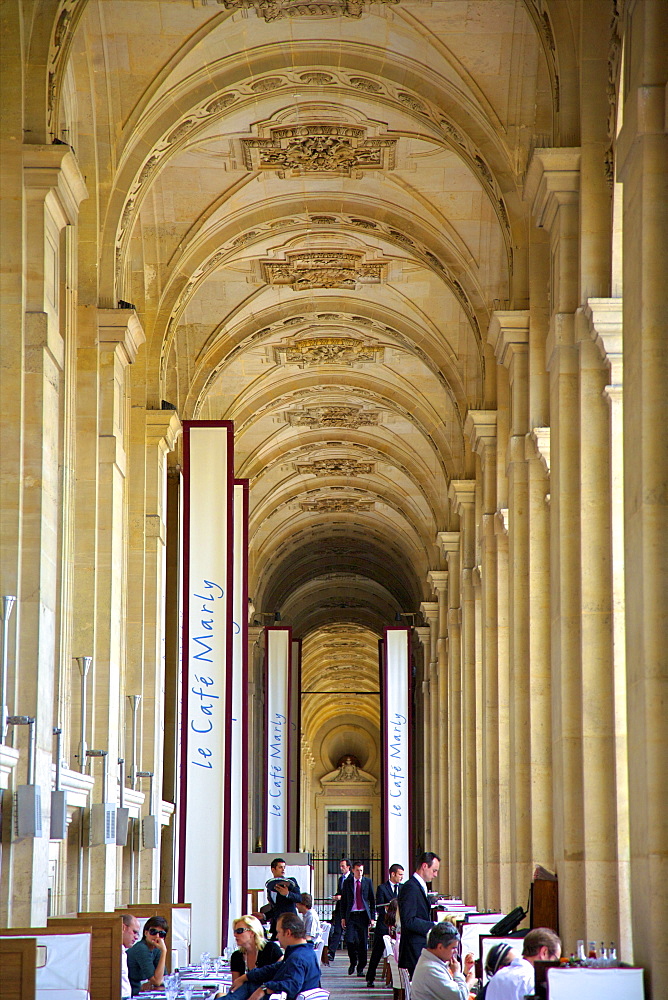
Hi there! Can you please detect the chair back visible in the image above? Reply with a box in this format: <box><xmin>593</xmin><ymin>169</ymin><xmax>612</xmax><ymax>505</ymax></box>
<box><xmin>314</xmin><ymin>922</ymin><xmax>330</xmax><ymax>963</ymax></box>
<box><xmin>295</xmin><ymin>990</ymin><xmax>330</xmax><ymax>1000</ymax></box>
<box><xmin>399</xmin><ymin>966</ymin><xmax>412</xmax><ymax>998</ymax></box>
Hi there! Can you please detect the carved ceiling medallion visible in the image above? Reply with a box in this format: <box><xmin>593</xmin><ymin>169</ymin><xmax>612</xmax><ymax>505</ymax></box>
<box><xmin>216</xmin><ymin>0</ymin><xmax>399</xmax><ymax>21</ymax></box>
<box><xmin>275</xmin><ymin>337</ymin><xmax>383</xmax><ymax>367</ymax></box>
<box><xmin>285</xmin><ymin>405</ymin><xmax>380</xmax><ymax>427</ymax></box>
<box><xmin>242</xmin><ymin>124</ymin><xmax>396</xmax><ymax>177</ymax></box>
<box><xmin>296</xmin><ymin>458</ymin><xmax>374</xmax><ymax>476</ymax></box>
<box><xmin>262</xmin><ymin>251</ymin><xmax>385</xmax><ymax>291</ymax></box>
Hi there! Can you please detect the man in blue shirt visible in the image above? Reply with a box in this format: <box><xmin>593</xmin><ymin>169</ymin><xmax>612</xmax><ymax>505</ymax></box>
<box><xmin>228</xmin><ymin>912</ymin><xmax>321</xmax><ymax>1000</ymax></box>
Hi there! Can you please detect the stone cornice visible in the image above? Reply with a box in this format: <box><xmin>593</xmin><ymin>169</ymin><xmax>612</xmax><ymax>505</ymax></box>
<box><xmin>0</xmin><ymin>744</ymin><xmax>20</xmax><ymax>790</ymax></box>
<box><xmin>97</xmin><ymin>308</ymin><xmax>146</xmax><ymax>365</ymax></box>
<box><xmin>523</xmin><ymin>148</ymin><xmax>581</xmax><ymax>233</ymax></box>
<box><xmin>161</xmin><ymin>799</ymin><xmax>175</xmax><ymax>827</ymax></box>
<box><xmin>487</xmin><ymin>310</ymin><xmax>530</xmax><ymax>368</ymax></box>
<box><xmin>582</xmin><ymin>298</ymin><xmax>623</xmax><ymax>380</ymax></box>
<box><xmin>448</xmin><ymin>480</ymin><xmax>476</xmax><ymax>515</ymax></box>
<box><xmin>145</xmin><ymin>410</ymin><xmax>182</xmax><ymax>451</ymax></box>
<box><xmin>50</xmin><ymin>764</ymin><xmax>96</xmax><ymax>809</ymax></box>
<box><xmin>23</xmin><ymin>144</ymin><xmax>88</xmax><ymax>226</ymax></box>
<box><xmin>464</xmin><ymin>410</ymin><xmax>497</xmax><ymax>455</ymax></box>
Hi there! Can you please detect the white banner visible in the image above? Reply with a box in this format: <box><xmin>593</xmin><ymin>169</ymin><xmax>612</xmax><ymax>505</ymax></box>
<box><xmin>228</xmin><ymin>480</ymin><xmax>249</xmax><ymax>947</ymax></box>
<box><xmin>179</xmin><ymin>422</ymin><xmax>233</xmax><ymax>956</ymax></box>
<box><xmin>383</xmin><ymin>627</ymin><xmax>411</xmax><ymax>877</ymax></box>
<box><xmin>265</xmin><ymin>627</ymin><xmax>291</xmax><ymax>852</ymax></box>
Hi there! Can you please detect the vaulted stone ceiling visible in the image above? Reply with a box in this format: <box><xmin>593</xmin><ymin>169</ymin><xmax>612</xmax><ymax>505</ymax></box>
<box><xmin>61</xmin><ymin>0</ymin><xmax>559</xmax><ymax>648</ymax></box>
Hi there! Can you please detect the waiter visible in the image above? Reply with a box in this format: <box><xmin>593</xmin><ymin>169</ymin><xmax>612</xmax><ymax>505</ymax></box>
<box><xmin>366</xmin><ymin>863</ymin><xmax>404</xmax><ymax>987</ymax></box>
<box><xmin>326</xmin><ymin>858</ymin><xmax>351</xmax><ymax>962</ymax></box>
<box><xmin>264</xmin><ymin>857</ymin><xmax>301</xmax><ymax>937</ymax></box>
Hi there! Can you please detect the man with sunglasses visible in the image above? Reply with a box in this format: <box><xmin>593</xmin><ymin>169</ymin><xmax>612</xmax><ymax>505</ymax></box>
<box><xmin>126</xmin><ymin>916</ymin><xmax>169</xmax><ymax>995</ymax></box>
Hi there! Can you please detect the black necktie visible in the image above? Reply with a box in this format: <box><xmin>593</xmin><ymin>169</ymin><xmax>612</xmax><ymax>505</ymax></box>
<box><xmin>393</xmin><ymin>885</ymin><xmax>397</xmax><ymax>896</ymax></box>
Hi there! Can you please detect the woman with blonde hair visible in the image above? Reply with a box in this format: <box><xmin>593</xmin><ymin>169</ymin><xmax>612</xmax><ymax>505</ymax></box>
<box><xmin>229</xmin><ymin>915</ymin><xmax>282</xmax><ymax>986</ymax></box>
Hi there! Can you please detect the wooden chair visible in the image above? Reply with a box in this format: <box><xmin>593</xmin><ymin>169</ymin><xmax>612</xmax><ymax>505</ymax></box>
<box><xmin>48</xmin><ymin>914</ymin><xmax>121</xmax><ymax>1000</ymax></box>
<box><xmin>0</xmin><ymin>937</ymin><xmax>37</xmax><ymax>1000</ymax></box>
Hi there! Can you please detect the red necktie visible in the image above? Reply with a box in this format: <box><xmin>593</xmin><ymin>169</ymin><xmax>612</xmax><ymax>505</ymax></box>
<box><xmin>356</xmin><ymin>879</ymin><xmax>362</xmax><ymax>908</ymax></box>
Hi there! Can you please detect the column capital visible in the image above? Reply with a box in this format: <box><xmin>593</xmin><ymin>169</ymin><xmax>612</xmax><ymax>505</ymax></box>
<box><xmin>145</xmin><ymin>409</ymin><xmax>182</xmax><ymax>452</ymax></box>
<box><xmin>528</xmin><ymin>427</ymin><xmax>550</xmax><ymax>475</ymax></box>
<box><xmin>427</xmin><ymin>570</ymin><xmax>448</xmax><ymax>595</ymax></box>
<box><xmin>414</xmin><ymin>626</ymin><xmax>431</xmax><ymax>646</ymax></box>
<box><xmin>420</xmin><ymin>600</ymin><xmax>439</xmax><ymax>625</ymax></box>
<box><xmin>464</xmin><ymin>410</ymin><xmax>497</xmax><ymax>456</ymax></box>
<box><xmin>437</xmin><ymin>531</ymin><xmax>460</xmax><ymax>558</ymax></box>
<box><xmin>523</xmin><ymin>147</ymin><xmax>581</xmax><ymax>233</ymax></box>
<box><xmin>448</xmin><ymin>480</ymin><xmax>476</xmax><ymax>516</ymax></box>
<box><xmin>97</xmin><ymin>308</ymin><xmax>146</xmax><ymax>365</ymax></box>
<box><xmin>487</xmin><ymin>310</ymin><xmax>530</xmax><ymax>368</ymax></box>
<box><xmin>248</xmin><ymin>625</ymin><xmax>265</xmax><ymax>647</ymax></box>
<box><xmin>23</xmin><ymin>144</ymin><xmax>88</xmax><ymax>225</ymax></box>
<box><xmin>581</xmin><ymin>298</ymin><xmax>623</xmax><ymax>380</ymax></box>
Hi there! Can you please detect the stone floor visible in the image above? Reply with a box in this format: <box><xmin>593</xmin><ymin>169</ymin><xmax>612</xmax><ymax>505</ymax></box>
<box><xmin>320</xmin><ymin>951</ymin><xmax>392</xmax><ymax>997</ymax></box>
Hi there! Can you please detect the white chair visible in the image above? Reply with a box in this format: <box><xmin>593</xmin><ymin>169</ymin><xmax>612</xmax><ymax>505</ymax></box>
<box><xmin>399</xmin><ymin>966</ymin><xmax>411</xmax><ymax>999</ymax></box>
<box><xmin>386</xmin><ymin>953</ymin><xmax>404</xmax><ymax>998</ymax></box>
<box><xmin>296</xmin><ymin>991</ymin><xmax>330</xmax><ymax>1000</ymax></box>
<box><xmin>314</xmin><ymin>921</ymin><xmax>330</xmax><ymax>964</ymax></box>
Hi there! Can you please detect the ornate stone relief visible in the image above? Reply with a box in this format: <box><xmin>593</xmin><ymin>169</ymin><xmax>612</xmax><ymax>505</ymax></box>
<box><xmin>274</xmin><ymin>335</ymin><xmax>383</xmax><ymax>366</ymax></box>
<box><xmin>242</xmin><ymin>124</ymin><xmax>396</xmax><ymax>177</ymax></box>
<box><xmin>47</xmin><ymin>0</ymin><xmax>86</xmax><ymax>137</ymax></box>
<box><xmin>605</xmin><ymin>0</ymin><xmax>625</xmax><ymax>187</ymax></box>
<box><xmin>285</xmin><ymin>405</ymin><xmax>380</xmax><ymax>428</ymax></box>
<box><xmin>300</xmin><ymin>498</ymin><xmax>375</xmax><ymax>513</ymax></box>
<box><xmin>262</xmin><ymin>251</ymin><xmax>385</xmax><ymax>291</ymax></box>
<box><xmin>523</xmin><ymin>0</ymin><xmax>560</xmax><ymax>112</ymax></box>
<box><xmin>296</xmin><ymin>458</ymin><xmax>375</xmax><ymax>476</ymax></box>
<box><xmin>212</xmin><ymin>0</ymin><xmax>398</xmax><ymax>20</ymax></box>
<box><xmin>274</xmin><ymin>335</ymin><xmax>383</xmax><ymax>368</ymax></box>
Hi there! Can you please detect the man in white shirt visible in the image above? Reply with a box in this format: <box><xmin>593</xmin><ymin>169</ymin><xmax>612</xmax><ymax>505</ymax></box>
<box><xmin>486</xmin><ymin>928</ymin><xmax>561</xmax><ymax>1000</ymax></box>
<box><xmin>121</xmin><ymin>914</ymin><xmax>140</xmax><ymax>1000</ymax></box>
<box><xmin>411</xmin><ymin>922</ymin><xmax>474</xmax><ymax>1000</ymax></box>
<box><xmin>296</xmin><ymin>892</ymin><xmax>322</xmax><ymax>944</ymax></box>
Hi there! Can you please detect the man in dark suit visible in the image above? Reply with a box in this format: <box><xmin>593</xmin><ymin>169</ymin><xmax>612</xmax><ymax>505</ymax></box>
<box><xmin>341</xmin><ymin>860</ymin><xmax>376</xmax><ymax>977</ymax></box>
<box><xmin>366</xmin><ymin>863</ymin><xmax>404</xmax><ymax>987</ymax></box>
<box><xmin>264</xmin><ymin>857</ymin><xmax>302</xmax><ymax>937</ymax></box>
<box><xmin>326</xmin><ymin>858</ymin><xmax>350</xmax><ymax>962</ymax></box>
<box><xmin>397</xmin><ymin>851</ymin><xmax>440</xmax><ymax>977</ymax></box>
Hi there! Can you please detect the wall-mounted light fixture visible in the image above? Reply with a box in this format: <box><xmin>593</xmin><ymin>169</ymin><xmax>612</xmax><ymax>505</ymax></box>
<box><xmin>7</xmin><ymin>715</ymin><xmax>42</xmax><ymax>837</ymax></box>
<box><xmin>137</xmin><ymin>770</ymin><xmax>159</xmax><ymax>849</ymax></box>
<box><xmin>87</xmin><ymin>749</ymin><xmax>117</xmax><ymax>846</ymax></box>
<box><xmin>116</xmin><ymin>757</ymin><xmax>130</xmax><ymax>846</ymax></box>
<box><xmin>50</xmin><ymin>726</ymin><xmax>68</xmax><ymax>840</ymax></box>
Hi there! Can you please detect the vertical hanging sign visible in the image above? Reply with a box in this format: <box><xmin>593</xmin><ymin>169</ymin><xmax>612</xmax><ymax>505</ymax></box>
<box><xmin>229</xmin><ymin>480</ymin><xmax>249</xmax><ymax>945</ymax></box>
<box><xmin>265</xmin><ymin>626</ymin><xmax>292</xmax><ymax>853</ymax></box>
<box><xmin>179</xmin><ymin>421</ymin><xmax>234</xmax><ymax>957</ymax></box>
<box><xmin>382</xmin><ymin>627</ymin><xmax>412</xmax><ymax>876</ymax></box>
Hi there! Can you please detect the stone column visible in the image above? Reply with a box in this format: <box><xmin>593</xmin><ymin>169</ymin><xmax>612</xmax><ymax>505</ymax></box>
<box><xmin>84</xmin><ymin>309</ymin><xmax>145</xmax><ymax>911</ymax></box>
<box><xmin>448</xmin><ymin>484</ymin><xmax>478</xmax><ymax>905</ymax></box>
<box><xmin>247</xmin><ymin>625</ymin><xmax>264</xmax><ymax>850</ymax></box>
<box><xmin>138</xmin><ymin>410</ymin><xmax>181</xmax><ymax>901</ymax></box>
<box><xmin>5</xmin><ymin>147</ymin><xmax>87</xmax><ymax>926</ymax></box>
<box><xmin>525</xmin><ymin>429</ymin><xmax>553</xmax><ymax>874</ymax></box>
<box><xmin>494</xmin><ymin>509</ymin><xmax>511</xmax><ymax>911</ymax></box>
<box><xmin>616</xmin><ymin>5</ymin><xmax>668</xmax><ymax>988</ymax></box>
<box><xmin>583</xmin><ymin>298</ymin><xmax>630</xmax><ymax>957</ymax></box>
<box><xmin>489</xmin><ymin>312</ymin><xmax>533</xmax><ymax>904</ymax></box>
<box><xmin>574</xmin><ymin>304</ymin><xmax>620</xmax><ymax>945</ymax></box>
<box><xmin>427</xmin><ymin>573</ymin><xmax>449</xmax><ymax>883</ymax></box>
<box><xmin>436</xmin><ymin>537</ymin><xmax>461</xmax><ymax>897</ymax></box>
<box><xmin>420</xmin><ymin>601</ymin><xmax>440</xmax><ymax>857</ymax></box>
<box><xmin>525</xmin><ymin>147</ymin><xmax>584</xmax><ymax>946</ymax></box>
<box><xmin>415</xmin><ymin>625</ymin><xmax>432</xmax><ymax>848</ymax></box>
<box><xmin>465</xmin><ymin>412</ymin><xmax>499</xmax><ymax>910</ymax></box>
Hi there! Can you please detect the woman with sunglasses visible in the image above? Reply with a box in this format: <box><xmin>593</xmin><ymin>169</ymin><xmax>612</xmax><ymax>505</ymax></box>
<box><xmin>230</xmin><ymin>915</ymin><xmax>282</xmax><ymax>987</ymax></box>
<box><xmin>126</xmin><ymin>916</ymin><xmax>169</xmax><ymax>995</ymax></box>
